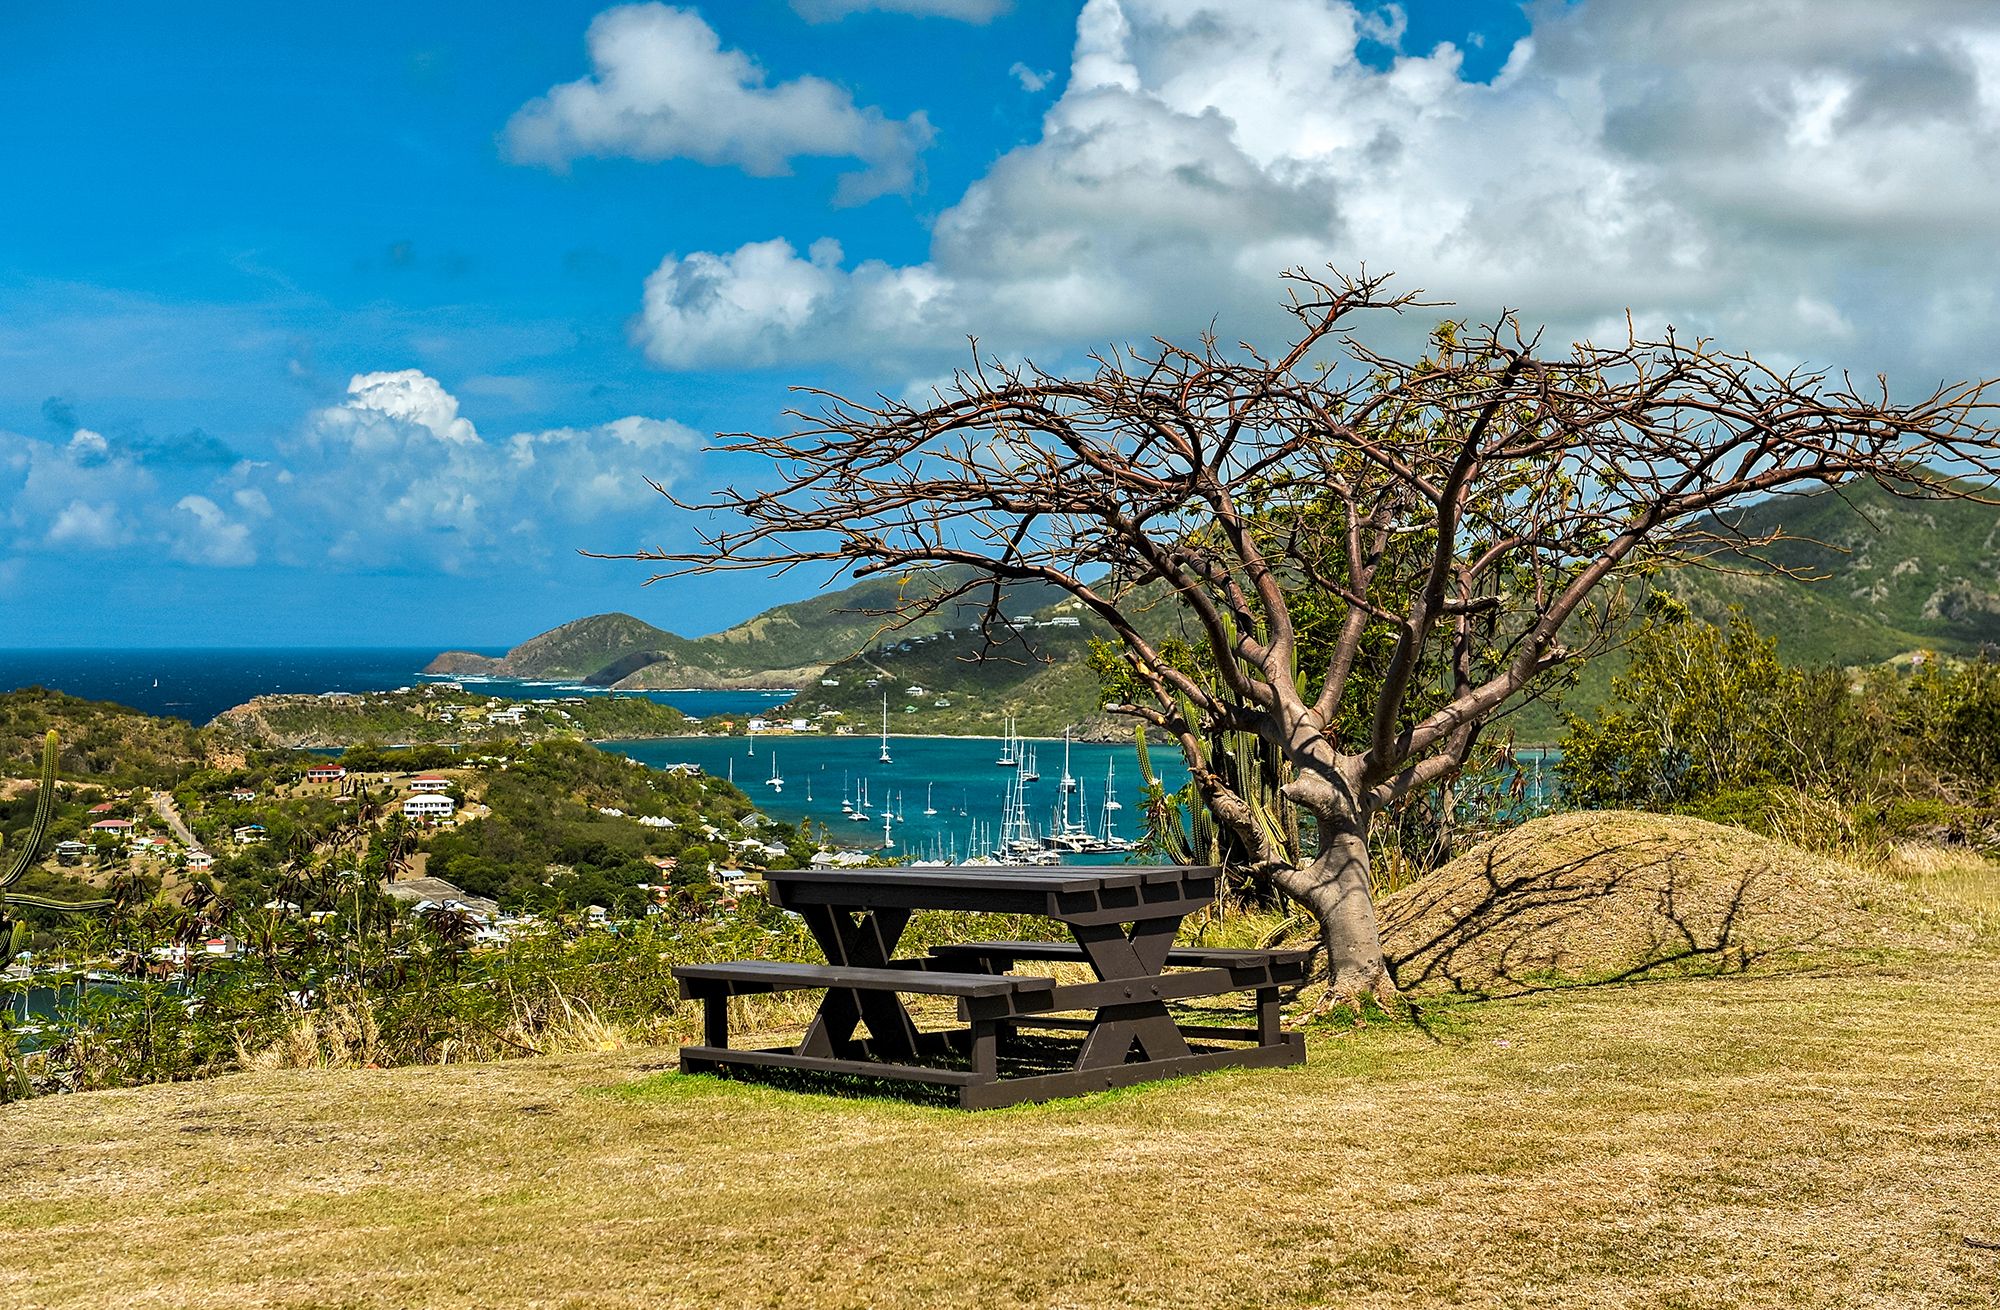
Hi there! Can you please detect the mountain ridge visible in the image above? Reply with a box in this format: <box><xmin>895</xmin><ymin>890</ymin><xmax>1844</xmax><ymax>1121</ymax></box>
<box><xmin>429</xmin><ymin>479</ymin><xmax>2000</xmax><ymax>740</ymax></box>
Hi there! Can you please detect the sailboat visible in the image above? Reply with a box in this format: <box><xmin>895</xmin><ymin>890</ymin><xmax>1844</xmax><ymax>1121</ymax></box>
<box><xmin>1021</xmin><ymin>744</ymin><xmax>1039</xmax><ymax>782</ymax></box>
<box><xmin>1059</xmin><ymin>727</ymin><xmax>1077</xmax><ymax>794</ymax></box>
<box><xmin>881</xmin><ymin>806</ymin><xmax>895</xmax><ymax>850</ymax></box>
<box><xmin>747</xmin><ymin>734</ymin><xmax>755</xmax><ymax>757</ymax></box>
<box><xmin>995</xmin><ymin>716</ymin><xmax>1018</xmax><ymax>767</ymax></box>
<box><xmin>726</xmin><ymin>758</ymin><xmax>734</xmax><ymax>785</ymax></box>
<box><xmin>841</xmin><ymin>772</ymin><xmax>854</xmax><ymax>814</ymax></box>
<box><xmin>852</xmin><ymin>778</ymin><xmax>872</xmax><ymax>821</ymax></box>
<box><xmin>923</xmin><ymin>782</ymin><xmax>937</xmax><ymax>816</ymax></box>
<box><xmin>765</xmin><ymin>752</ymin><xmax>783</xmax><ymax>792</ymax></box>
<box><xmin>879</xmin><ymin>693</ymin><xmax>892</xmax><ymax>764</ymax></box>
<box><xmin>805</xmin><ymin>778</ymin><xmax>812</xmax><ymax>802</ymax></box>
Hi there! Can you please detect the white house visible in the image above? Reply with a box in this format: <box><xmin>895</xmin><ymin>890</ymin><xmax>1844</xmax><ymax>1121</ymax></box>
<box><xmin>305</xmin><ymin>765</ymin><xmax>346</xmax><ymax>783</ymax></box>
<box><xmin>407</xmin><ymin>776</ymin><xmax>451</xmax><ymax>793</ymax></box>
<box><xmin>402</xmin><ymin>794</ymin><xmax>456</xmax><ymax>821</ymax></box>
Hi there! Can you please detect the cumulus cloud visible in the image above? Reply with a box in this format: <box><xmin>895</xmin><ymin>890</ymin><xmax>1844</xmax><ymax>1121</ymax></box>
<box><xmin>506</xmin><ymin>3</ymin><xmax>934</xmax><ymax>204</ymax></box>
<box><xmin>631</xmin><ymin>0</ymin><xmax>2000</xmax><ymax>382</ymax></box>
<box><xmin>293</xmin><ymin>370</ymin><xmax>704</xmax><ymax>569</ymax></box>
<box><xmin>45</xmin><ymin>500</ymin><xmax>124</xmax><ymax>550</ymax></box>
<box><xmin>1</xmin><ymin>377</ymin><xmax>704</xmax><ymax>576</ymax></box>
<box><xmin>170</xmin><ymin>495</ymin><xmax>256</xmax><ymax>567</ymax></box>
<box><xmin>791</xmin><ymin>0</ymin><xmax>1010</xmax><ymax>21</ymax></box>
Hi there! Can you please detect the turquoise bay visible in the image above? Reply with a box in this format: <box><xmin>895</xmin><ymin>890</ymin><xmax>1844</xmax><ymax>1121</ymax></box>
<box><xmin>601</xmin><ymin>733</ymin><xmax>1188</xmax><ymax>859</ymax></box>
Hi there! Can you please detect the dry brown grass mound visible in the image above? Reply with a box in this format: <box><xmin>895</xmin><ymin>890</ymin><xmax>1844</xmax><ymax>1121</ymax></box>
<box><xmin>1379</xmin><ymin>810</ymin><xmax>1955</xmax><ymax>995</ymax></box>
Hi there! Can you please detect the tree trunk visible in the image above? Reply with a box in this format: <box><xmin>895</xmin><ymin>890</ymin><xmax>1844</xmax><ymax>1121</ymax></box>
<box><xmin>1274</xmin><ymin>816</ymin><xmax>1396</xmax><ymax>1008</ymax></box>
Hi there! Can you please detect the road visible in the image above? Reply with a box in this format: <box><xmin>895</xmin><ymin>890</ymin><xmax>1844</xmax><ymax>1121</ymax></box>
<box><xmin>149</xmin><ymin>790</ymin><xmax>202</xmax><ymax>851</ymax></box>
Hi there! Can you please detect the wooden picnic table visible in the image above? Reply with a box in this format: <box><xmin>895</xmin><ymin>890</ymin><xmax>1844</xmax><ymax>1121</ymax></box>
<box><xmin>674</xmin><ymin>865</ymin><xmax>1307</xmax><ymax>1108</ymax></box>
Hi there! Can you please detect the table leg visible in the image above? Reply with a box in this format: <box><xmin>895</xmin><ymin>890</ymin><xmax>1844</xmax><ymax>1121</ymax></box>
<box><xmin>795</xmin><ymin>904</ymin><xmax>924</xmax><ymax>1062</ymax></box>
<box><xmin>1071</xmin><ymin>917</ymin><xmax>1195</xmax><ymax>1069</ymax></box>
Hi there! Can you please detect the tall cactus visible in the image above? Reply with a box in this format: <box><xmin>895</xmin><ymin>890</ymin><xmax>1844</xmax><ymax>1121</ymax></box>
<box><xmin>1</xmin><ymin>731</ymin><xmax>59</xmax><ymax>896</ymax></box>
<box><xmin>2</xmin><ymin>730</ymin><xmax>113</xmax><ymax>941</ymax></box>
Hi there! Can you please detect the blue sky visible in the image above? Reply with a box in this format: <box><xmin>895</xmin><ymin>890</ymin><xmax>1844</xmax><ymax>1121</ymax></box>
<box><xmin>4</xmin><ymin>1</ymin><xmax>1994</xmax><ymax>648</ymax></box>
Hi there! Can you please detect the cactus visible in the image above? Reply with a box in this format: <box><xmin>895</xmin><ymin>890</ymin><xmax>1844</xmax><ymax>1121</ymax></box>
<box><xmin>2</xmin><ymin>730</ymin><xmax>115</xmax><ymax>929</ymax></box>
<box><xmin>1</xmin><ymin>731</ymin><xmax>59</xmax><ymax>894</ymax></box>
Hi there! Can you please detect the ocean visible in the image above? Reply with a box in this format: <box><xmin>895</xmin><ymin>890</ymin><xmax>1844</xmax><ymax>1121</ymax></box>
<box><xmin>0</xmin><ymin>648</ymin><xmax>796</xmax><ymax>725</ymax></box>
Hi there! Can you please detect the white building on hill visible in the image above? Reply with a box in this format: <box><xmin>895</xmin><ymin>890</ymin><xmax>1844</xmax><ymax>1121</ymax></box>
<box><xmin>402</xmin><ymin>794</ymin><xmax>456</xmax><ymax>822</ymax></box>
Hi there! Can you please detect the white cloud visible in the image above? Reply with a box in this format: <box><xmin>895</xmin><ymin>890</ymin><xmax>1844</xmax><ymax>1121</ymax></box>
<box><xmin>792</xmin><ymin>0</ymin><xmax>1010</xmax><ymax>20</ymax></box>
<box><xmin>631</xmin><ymin>0</ymin><xmax>2000</xmax><ymax>383</ymax></box>
<box><xmin>171</xmin><ymin>495</ymin><xmax>256</xmax><ymax>567</ymax></box>
<box><xmin>294</xmin><ymin>370</ymin><xmax>704</xmax><ymax>569</ymax></box>
<box><xmin>506</xmin><ymin>3</ymin><xmax>934</xmax><ymax>204</ymax></box>
<box><xmin>45</xmin><ymin>500</ymin><xmax>123</xmax><ymax>550</ymax></box>
<box><xmin>332</xmin><ymin>369</ymin><xmax>480</xmax><ymax>445</ymax></box>
<box><xmin>1008</xmin><ymin>61</ymin><xmax>1053</xmax><ymax>93</ymax></box>
<box><xmin>1</xmin><ymin>376</ymin><xmax>705</xmax><ymax>577</ymax></box>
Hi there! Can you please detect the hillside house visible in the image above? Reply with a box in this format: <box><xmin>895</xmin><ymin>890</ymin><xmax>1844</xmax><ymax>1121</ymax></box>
<box><xmin>233</xmin><ymin>824</ymin><xmax>267</xmax><ymax>844</ymax></box>
<box><xmin>305</xmin><ymin>765</ymin><xmax>346</xmax><ymax>783</ymax></box>
<box><xmin>402</xmin><ymin>794</ymin><xmax>456</xmax><ymax>821</ymax></box>
<box><xmin>229</xmin><ymin>788</ymin><xmax>257</xmax><ymax>801</ymax></box>
<box><xmin>89</xmin><ymin>818</ymin><xmax>134</xmax><ymax>838</ymax></box>
<box><xmin>406</xmin><ymin>776</ymin><xmax>451</xmax><ymax>793</ymax></box>
<box><xmin>54</xmin><ymin>840</ymin><xmax>88</xmax><ymax>865</ymax></box>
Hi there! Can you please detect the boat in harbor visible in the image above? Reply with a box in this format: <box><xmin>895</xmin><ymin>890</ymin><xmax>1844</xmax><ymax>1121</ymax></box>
<box><xmin>879</xmin><ymin>694</ymin><xmax>893</xmax><ymax>764</ymax></box>
<box><xmin>765</xmin><ymin>752</ymin><xmax>783</xmax><ymax>792</ymax></box>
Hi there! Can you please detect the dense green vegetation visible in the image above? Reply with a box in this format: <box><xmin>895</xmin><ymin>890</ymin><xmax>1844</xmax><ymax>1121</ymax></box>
<box><xmin>424</xmin><ymin>741</ymin><xmax>804</xmax><ymax>911</ymax></box>
<box><xmin>1560</xmin><ymin>606</ymin><xmax>2000</xmax><ymax>851</ymax></box>
<box><xmin>0</xmin><ymin>688</ymin><xmax>205</xmax><ymax>784</ymax></box>
<box><xmin>212</xmin><ymin>687</ymin><xmax>688</xmax><ymax>749</ymax></box>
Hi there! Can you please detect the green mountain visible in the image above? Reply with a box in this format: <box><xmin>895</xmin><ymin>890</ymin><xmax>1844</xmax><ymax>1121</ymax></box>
<box><xmin>433</xmin><ymin>479</ymin><xmax>2000</xmax><ymax>741</ymax></box>
<box><xmin>1673</xmin><ymin>476</ymin><xmax>2000</xmax><ymax>663</ymax></box>
<box><xmin>424</xmin><ymin>567</ymin><xmax>1070</xmax><ymax>690</ymax></box>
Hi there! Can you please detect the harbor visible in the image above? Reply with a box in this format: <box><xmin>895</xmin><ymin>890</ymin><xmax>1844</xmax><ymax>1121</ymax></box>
<box><xmin>601</xmin><ymin>729</ymin><xmax>1189</xmax><ymax>864</ymax></box>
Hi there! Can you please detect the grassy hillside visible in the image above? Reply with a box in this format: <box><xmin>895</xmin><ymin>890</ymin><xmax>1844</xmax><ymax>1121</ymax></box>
<box><xmin>210</xmin><ymin>687</ymin><xmax>688</xmax><ymax>749</ymax></box>
<box><xmin>426</xmin><ymin>568</ymin><xmax>1071</xmax><ymax>691</ymax></box>
<box><xmin>6</xmin><ymin>848</ymin><xmax>1996</xmax><ymax>1308</ymax></box>
<box><xmin>424</xmin><ymin>478</ymin><xmax>2000</xmax><ymax>742</ymax></box>
<box><xmin>0</xmin><ymin>687</ymin><xmax>208</xmax><ymax>784</ymax></box>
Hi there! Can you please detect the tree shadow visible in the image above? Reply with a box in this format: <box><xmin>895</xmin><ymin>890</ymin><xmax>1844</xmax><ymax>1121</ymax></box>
<box><xmin>1381</xmin><ymin>830</ymin><xmax>1831</xmax><ymax>1001</ymax></box>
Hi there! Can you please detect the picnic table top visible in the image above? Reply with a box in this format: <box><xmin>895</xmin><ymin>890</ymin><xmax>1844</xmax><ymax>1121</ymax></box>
<box><xmin>760</xmin><ymin>864</ymin><xmax>1221</xmax><ymax>896</ymax></box>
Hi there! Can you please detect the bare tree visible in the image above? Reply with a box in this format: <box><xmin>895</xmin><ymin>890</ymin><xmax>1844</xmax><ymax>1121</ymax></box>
<box><xmin>626</xmin><ymin>271</ymin><xmax>1999</xmax><ymax>1006</ymax></box>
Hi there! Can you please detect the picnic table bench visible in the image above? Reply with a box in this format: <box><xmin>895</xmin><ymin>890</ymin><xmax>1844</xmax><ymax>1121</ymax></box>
<box><xmin>674</xmin><ymin>865</ymin><xmax>1307</xmax><ymax>1108</ymax></box>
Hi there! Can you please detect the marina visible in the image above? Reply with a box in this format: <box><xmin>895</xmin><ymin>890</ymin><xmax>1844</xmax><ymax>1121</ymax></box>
<box><xmin>602</xmin><ymin>732</ymin><xmax>1188</xmax><ymax>864</ymax></box>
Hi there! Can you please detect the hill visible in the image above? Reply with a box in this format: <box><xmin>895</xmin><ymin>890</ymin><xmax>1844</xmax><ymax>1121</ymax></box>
<box><xmin>1378</xmin><ymin>810</ymin><xmax>1957</xmax><ymax>994</ymax></box>
<box><xmin>209</xmin><ymin>686</ymin><xmax>689</xmax><ymax>750</ymax></box>
<box><xmin>424</xmin><ymin>567</ymin><xmax>1070</xmax><ymax>691</ymax></box>
<box><xmin>1668</xmin><ymin>475</ymin><xmax>2000</xmax><ymax>660</ymax></box>
<box><xmin>0</xmin><ymin>687</ymin><xmax>210</xmax><ymax>785</ymax></box>
<box><xmin>428</xmin><ymin>478</ymin><xmax>2000</xmax><ymax>742</ymax></box>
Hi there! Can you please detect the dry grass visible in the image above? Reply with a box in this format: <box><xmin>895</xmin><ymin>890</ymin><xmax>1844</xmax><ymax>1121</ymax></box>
<box><xmin>1378</xmin><ymin>810</ymin><xmax>1975</xmax><ymax>995</ymax></box>
<box><xmin>3</xmin><ymin>957</ymin><xmax>1999</xmax><ymax>1309</ymax></box>
<box><xmin>1880</xmin><ymin>842</ymin><xmax>2000</xmax><ymax>932</ymax></box>
<box><xmin>7</xmin><ymin>816</ymin><xmax>2000</xmax><ymax>1308</ymax></box>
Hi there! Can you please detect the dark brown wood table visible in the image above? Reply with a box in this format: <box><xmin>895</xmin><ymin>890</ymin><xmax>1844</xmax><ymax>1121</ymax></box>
<box><xmin>674</xmin><ymin>865</ymin><xmax>1307</xmax><ymax>1108</ymax></box>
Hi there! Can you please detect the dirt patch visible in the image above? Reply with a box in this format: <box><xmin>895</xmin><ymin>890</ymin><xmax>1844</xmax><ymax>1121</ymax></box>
<box><xmin>1380</xmin><ymin>810</ymin><xmax>1965</xmax><ymax>995</ymax></box>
